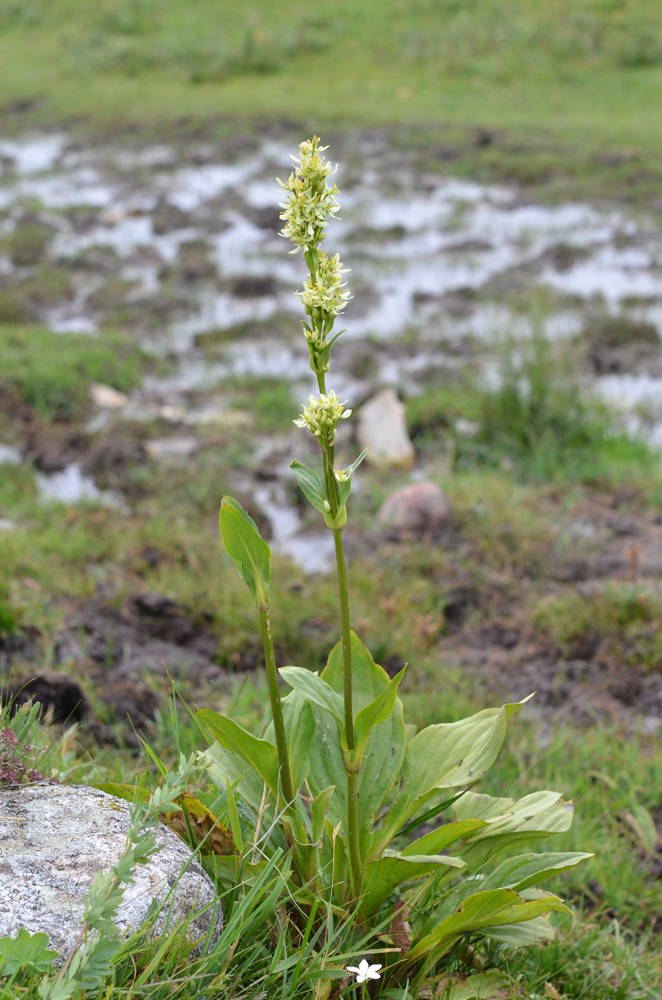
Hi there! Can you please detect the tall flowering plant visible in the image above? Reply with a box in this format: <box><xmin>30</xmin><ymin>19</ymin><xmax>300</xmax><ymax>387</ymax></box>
<box><xmin>194</xmin><ymin>138</ymin><xmax>589</xmax><ymax>994</ymax></box>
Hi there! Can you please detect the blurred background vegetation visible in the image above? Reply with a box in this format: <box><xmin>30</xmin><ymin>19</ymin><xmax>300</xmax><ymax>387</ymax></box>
<box><xmin>0</xmin><ymin>0</ymin><xmax>661</xmax><ymax>159</ymax></box>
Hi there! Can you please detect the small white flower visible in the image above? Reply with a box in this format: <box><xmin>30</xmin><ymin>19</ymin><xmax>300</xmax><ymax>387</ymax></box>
<box><xmin>346</xmin><ymin>960</ymin><xmax>383</xmax><ymax>984</ymax></box>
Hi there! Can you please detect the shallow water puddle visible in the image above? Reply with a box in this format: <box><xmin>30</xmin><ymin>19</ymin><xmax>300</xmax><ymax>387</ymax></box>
<box><xmin>36</xmin><ymin>464</ymin><xmax>125</xmax><ymax>509</ymax></box>
<box><xmin>0</xmin><ymin>444</ymin><xmax>21</xmax><ymax>464</ymax></box>
<box><xmin>253</xmin><ymin>484</ymin><xmax>335</xmax><ymax>574</ymax></box>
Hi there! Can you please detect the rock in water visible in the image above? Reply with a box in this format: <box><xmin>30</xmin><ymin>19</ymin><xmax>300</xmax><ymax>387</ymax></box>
<box><xmin>378</xmin><ymin>481</ymin><xmax>451</xmax><ymax>535</ymax></box>
<box><xmin>357</xmin><ymin>389</ymin><xmax>415</xmax><ymax>467</ymax></box>
<box><xmin>0</xmin><ymin>785</ymin><xmax>222</xmax><ymax>961</ymax></box>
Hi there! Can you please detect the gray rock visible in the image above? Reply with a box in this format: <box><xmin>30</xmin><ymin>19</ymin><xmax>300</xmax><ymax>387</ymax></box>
<box><xmin>0</xmin><ymin>784</ymin><xmax>222</xmax><ymax>962</ymax></box>
<box><xmin>356</xmin><ymin>389</ymin><xmax>415</xmax><ymax>467</ymax></box>
<box><xmin>378</xmin><ymin>481</ymin><xmax>451</xmax><ymax>534</ymax></box>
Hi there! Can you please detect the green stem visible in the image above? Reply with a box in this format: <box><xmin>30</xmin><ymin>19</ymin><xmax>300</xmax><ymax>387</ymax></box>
<box><xmin>315</xmin><ymin>299</ymin><xmax>362</xmax><ymax>899</ymax></box>
<box><xmin>333</xmin><ymin>530</ymin><xmax>355</xmax><ymax>746</ymax></box>
<box><xmin>332</xmin><ymin>508</ymin><xmax>362</xmax><ymax>900</ymax></box>
<box><xmin>259</xmin><ymin>608</ymin><xmax>295</xmax><ymax>809</ymax></box>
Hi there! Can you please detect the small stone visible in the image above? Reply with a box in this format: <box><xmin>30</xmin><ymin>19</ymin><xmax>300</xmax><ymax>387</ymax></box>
<box><xmin>0</xmin><ymin>518</ymin><xmax>17</xmax><ymax>531</ymax></box>
<box><xmin>159</xmin><ymin>405</ymin><xmax>185</xmax><ymax>423</ymax></box>
<box><xmin>0</xmin><ymin>785</ymin><xmax>222</xmax><ymax>962</ymax></box>
<box><xmin>378</xmin><ymin>481</ymin><xmax>451</xmax><ymax>534</ymax></box>
<box><xmin>357</xmin><ymin>389</ymin><xmax>415</xmax><ymax>467</ymax></box>
<box><xmin>90</xmin><ymin>383</ymin><xmax>129</xmax><ymax>409</ymax></box>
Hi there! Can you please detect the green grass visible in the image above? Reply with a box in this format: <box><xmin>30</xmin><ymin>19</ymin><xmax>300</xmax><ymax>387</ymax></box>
<box><xmin>0</xmin><ymin>583</ymin><xmax>19</xmax><ymax>636</ymax></box>
<box><xmin>406</xmin><ymin>326</ymin><xmax>662</xmax><ymax>494</ymax></box>
<box><xmin>0</xmin><ymin>325</ymin><xmax>145</xmax><ymax>421</ymax></box>
<box><xmin>1</xmin><ymin>1</ymin><xmax>662</xmax><ymax>200</ymax></box>
<box><xmin>228</xmin><ymin>377</ymin><xmax>300</xmax><ymax>433</ymax></box>
<box><xmin>3</xmin><ymin>668</ymin><xmax>661</xmax><ymax>998</ymax></box>
<box><xmin>533</xmin><ymin>584</ymin><xmax>662</xmax><ymax>669</ymax></box>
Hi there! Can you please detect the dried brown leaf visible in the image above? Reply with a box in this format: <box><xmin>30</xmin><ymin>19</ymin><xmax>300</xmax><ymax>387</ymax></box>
<box><xmin>389</xmin><ymin>897</ymin><xmax>412</xmax><ymax>955</ymax></box>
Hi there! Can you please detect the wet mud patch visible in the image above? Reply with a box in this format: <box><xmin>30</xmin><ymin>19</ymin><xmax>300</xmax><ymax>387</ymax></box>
<box><xmin>452</xmin><ymin>631</ymin><xmax>662</xmax><ymax>735</ymax></box>
<box><xmin>436</xmin><ymin>516</ymin><xmax>662</xmax><ymax>733</ymax></box>
<box><xmin>583</xmin><ymin>314</ymin><xmax>662</xmax><ymax>375</ymax></box>
<box><xmin>1</xmin><ymin>592</ymin><xmax>230</xmax><ymax>745</ymax></box>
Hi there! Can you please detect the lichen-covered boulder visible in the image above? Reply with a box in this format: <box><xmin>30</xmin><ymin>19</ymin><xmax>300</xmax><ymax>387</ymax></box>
<box><xmin>0</xmin><ymin>784</ymin><xmax>222</xmax><ymax>960</ymax></box>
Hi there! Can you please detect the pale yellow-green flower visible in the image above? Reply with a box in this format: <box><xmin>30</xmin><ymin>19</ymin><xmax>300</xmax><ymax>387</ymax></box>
<box><xmin>277</xmin><ymin>136</ymin><xmax>340</xmax><ymax>253</ymax></box>
<box><xmin>297</xmin><ymin>249</ymin><xmax>351</xmax><ymax>319</ymax></box>
<box><xmin>293</xmin><ymin>391</ymin><xmax>351</xmax><ymax>447</ymax></box>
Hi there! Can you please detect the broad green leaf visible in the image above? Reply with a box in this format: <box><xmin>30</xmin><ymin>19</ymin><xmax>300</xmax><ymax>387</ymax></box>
<box><xmin>219</xmin><ymin>498</ymin><xmax>271</xmax><ymax>610</ymax></box>
<box><xmin>0</xmin><ymin>928</ymin><xmax>58</xmax><ymax>976</ymax></box>
<box><xmin>481</xmin><ymin>852</ymin><xmax>592</xmax><ymax>894</ymax></box>
<box><xmin>320</xmin><ymin>633</ymin><xmax>407</xmax><ymax>852</ymax></box>
<box><xmin>201</xmin><ymin>742</ymin><xmax>267</xmax><ymax>814</ymax></box>
<box><xmin>402</xmin><ymin>818</ymin><xmax>487</xmax><ymax>856</ymax></box>
<box><xmin>280</xmin><ymin>666</ymin><xmax>345</xmax><ymax>726</ymax></box>
<box><xmin>423</xmin><ymin>851</ymin><xmax>588</xmax><ymax>934</ymax></box>
<box><xmin>265</xmin><ymin>687</ymin><xmax>316</xmax><ymax>790</ymax></box>
<box><xmin>198</xmin><ymin>709</ymin><xmax>280</xmax><ymax>796</ymax></box>
<box><xmin>221</xmin><ymin>495</ymin><xmax>262</xmax><ymax>533</ymax></box>
<box><xmin>399</xmin><ymin>790</ymin><xmax>467</xmax><ymax>839</ymax></box>
<box><xmin>225</xmin><ymin>773</ymin><xmax>244</xmax><ymax>852</ymax></box>
<box><xmin>377</xmin><ymin>699</ymin><xmax>531</xmax><ymax>850</ymax></box>
<box><xmin>406</xmin><ymin>701</ymin><xmax>528</xmax><ymax>792</ymax></box>
<box><xmin>312</xmin><ymin>785</ymin><xmax>335</xmax><ymax>843</ymax></box>
<box><xmin>95</xmin><ymin>782</ymin><xmax>150</xmax><ymax>805</ymax></box>
<box><xmin>453</xmin><ymin>791</ymin><xmax>576</xmax><ymax>868</ymax></box>
<box><xmin>290</xmin><ymin>461</ymin><xmax>329</xmax><ymax>515</ymax></box>
<box><xmin>347</xmin><ymin>665</ymin><xmax>407</xmax><ymax>765</ymax></box>
<box><xmin>454</xmin><ymin>789</ymin><xmax>566</xmax><ymax>827</ymax></box>
<box><xmin>483</xmin><ymin>914</ymin><xmax>556</xmax><ymax>946</ymax></box>
<box><xmin>362</xmin><ymin>853</ymin><xmax>465</xmax><ymax>915</ymax></box>
<box><xmin>433</xmin><ymin>971</ymin><xmax>512</xmax><ymax>1000</ymax></box>
<box><xmin>306</xmin><ymin>702</ymin><xmax>348</xmax><ymax>828</ymax></box>
<box><xmin>282</xmin><ymin>688</ymin><xmax>316</xmax><ymax>790</ymax></box>
<box><xmin>336</xmin><ymin>448</ymin><xmax>368</xmax><ymax>509</ymax></box>
<box><xmin>406</xmin><ymin>888</ymin><xmax>571</xmax><ymax>965</ymax></box>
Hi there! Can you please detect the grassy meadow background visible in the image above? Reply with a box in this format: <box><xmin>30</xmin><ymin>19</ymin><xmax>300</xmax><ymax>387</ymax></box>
<box><xmin>1</xmin><ymin>1</ymin><xmax>662</xmax><ymax>998</ymax></box>
<box><xmin>0</xmin><ymin>0</ymin><xmax>661</xmax><ymax>200</ymax></box>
